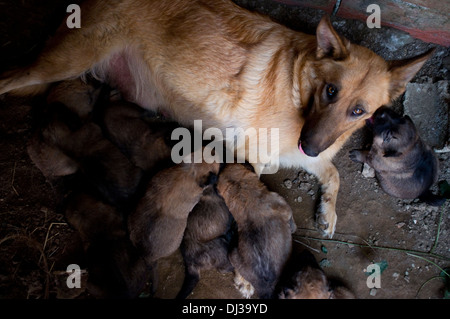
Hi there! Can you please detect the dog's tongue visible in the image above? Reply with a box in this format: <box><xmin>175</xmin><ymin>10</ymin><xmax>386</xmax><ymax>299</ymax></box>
<box><xmin>298</xmin><ymin>143</ymin><xmax>306</xmax><ymax>155</ymax></box>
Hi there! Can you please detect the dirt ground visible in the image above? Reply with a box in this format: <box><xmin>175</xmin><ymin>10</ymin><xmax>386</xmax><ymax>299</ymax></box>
<box><xmin>0</xmin><ymin>0</ymin><xmax>449</xmax><ymax>299</ymax></box>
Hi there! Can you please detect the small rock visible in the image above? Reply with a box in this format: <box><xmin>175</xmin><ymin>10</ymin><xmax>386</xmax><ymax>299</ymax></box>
<box><xmin>396</xmin><ymin>222</ymin><xmax>406</xmax><ymax>229</ymax></box>
<box><xmin>369</xmin><ymin>288</ymin><xmax>377</xmax><ymax>296</ymax></box>
<box><xmin>361</xmin><ymin>163</ymin><xmax>375</xmax><ymax>178</ymax></box>
<box><xmin>283</xmin><ymin>179</ymin><xmax>292</xmax><ymax>189</ymax></box>
<box><xmin>298</xmin><ymin>182</ymin><xmax>311</xmax><ymax>191</ymax></box>
<box><xmin>319</xmin><ymin>258</ymin><xmax>331</xmax><ymax>268</ymax></box>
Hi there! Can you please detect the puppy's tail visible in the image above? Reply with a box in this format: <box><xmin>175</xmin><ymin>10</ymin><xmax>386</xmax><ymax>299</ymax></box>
<box><xmin>176</xmin><ymin>267</ymin><xmax>200</xmax><ymax>299</ymax></box>
<box><xmin>418</xmin><ymin>190</ymin><xmax>446</xmax><ymax>207</ymax></box>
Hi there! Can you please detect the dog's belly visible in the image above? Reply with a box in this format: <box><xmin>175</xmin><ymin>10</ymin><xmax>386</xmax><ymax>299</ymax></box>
<box><xmin>91</xmin><ymin>47</ymin><xmax>243</xmax><ymax>130</ymax></box>
<box><xmin>91</xmin><ymin>48</ymin><xmax>168</xmax><ymax>113</ymax></box>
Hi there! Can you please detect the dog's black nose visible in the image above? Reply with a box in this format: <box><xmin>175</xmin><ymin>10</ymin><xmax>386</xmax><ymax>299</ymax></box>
<box><xmin>299</xmin><ymin>142</ymin><xmax>319</xmax><ymax>157</ymax></box>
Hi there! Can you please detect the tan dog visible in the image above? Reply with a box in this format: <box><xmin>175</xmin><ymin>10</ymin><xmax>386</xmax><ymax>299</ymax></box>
<box><xmin>217</xmin><ymin>164</ymin><xmax>296</xmax><ymax>299</ymax></box>
<box><xmin>0</xmin><ymin>0</ymin><xmax>433</xmax><ymax>237</ymax></box>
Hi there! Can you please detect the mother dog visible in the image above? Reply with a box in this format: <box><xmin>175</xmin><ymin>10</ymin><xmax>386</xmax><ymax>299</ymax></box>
<box><xmin>0</xmin><ymin>0</ymin><xmax>432</xmax><ymax>237</ymax></box>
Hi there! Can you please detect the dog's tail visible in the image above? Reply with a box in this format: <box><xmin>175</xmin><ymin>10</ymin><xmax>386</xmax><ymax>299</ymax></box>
<box><xmin>418</xmin><ymin>189</ymin><xmax>446</xmax><ymax>207</ymax></box>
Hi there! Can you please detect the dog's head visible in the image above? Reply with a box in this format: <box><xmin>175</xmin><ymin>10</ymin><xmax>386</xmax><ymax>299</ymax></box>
<box><xmin>298</xmin><ymin>16</ymin><xmax>433</xmax><ymax>157</ymax></box>
<box><xmin>182</xmin><ymin>158</ymin><xmax>220</xmax><ymax>188</ymax></box>
<box><xmin>370</xmin><ymin>106</ymin><xmax>418</xmax><ymax>157</ymax></box>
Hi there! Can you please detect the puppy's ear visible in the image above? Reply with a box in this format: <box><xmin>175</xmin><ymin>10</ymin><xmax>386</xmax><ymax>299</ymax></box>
<box><xmin>388</xmin><ymin>49</ymin><xmax>435</xmax><ymax>100</ymax></box>
<box><xmin>316</xmin><ymin>16</ymin><xmax>349</xmax><ymax>60</ymax></box>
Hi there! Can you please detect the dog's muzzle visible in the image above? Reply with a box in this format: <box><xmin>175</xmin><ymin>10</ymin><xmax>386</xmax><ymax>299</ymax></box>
<box><xmin>298</xmin><ymin>141</ymin><xmax>319</xmax><ymax>157</ymax></box>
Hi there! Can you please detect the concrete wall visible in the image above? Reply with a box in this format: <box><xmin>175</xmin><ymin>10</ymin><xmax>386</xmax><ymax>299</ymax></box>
<box><xmin>271</xmin><ymin>0</ymin><xmax>450</xmax><ymax>46</ymax></box>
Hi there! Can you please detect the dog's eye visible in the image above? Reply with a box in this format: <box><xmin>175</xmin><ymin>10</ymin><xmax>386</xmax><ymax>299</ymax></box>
<box><xmin>325</xmin><ymin>84</ymin><xmax>338</xmax><ymax>99</ymax></box>
<box><xmin>352</xmin><ymin>107</ymin><xmax>365</xmax><ymax>117</ymax></box>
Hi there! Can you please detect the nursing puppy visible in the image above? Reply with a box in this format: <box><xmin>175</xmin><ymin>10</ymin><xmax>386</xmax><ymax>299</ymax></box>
<box><xmin>128</xmin><ymin>160</ymin><xmax>220</xmax><ymax>276</ymax></box>
<box><xmin>177</xmin><ymin>184</ymin><xmax>234</xmax><ymax>299</ymax></box>
<box><xmin>27</xmin><ymin>78</ymin><xmax>144</xmax><ymax>207</ymax></box>
<box><xmin>1</xmin><ymin>0</ymin><xmax>433</xmax><ymax>238</ymax></box>
<box><xmin>27</xmin><ymin>78</ymin><xmax>101</xmax><ymax>179</ymax></box>
<box><xmin>349</xmin><ymin>107</ymin><xmax>444</xmax><ymax>206</ymax></box>
<box><xmin>99</xmin><ymin>100</ymin><xmax>179</xmax><ymax>173</ymax></box>
<box><xmin>216</xmin><ymin>164</ymin><xmax>296</xmax><ymax>299</ymax></box>
<box><xmin>29</xmin><ymin>107</ymin><xmax>144</xmax><ymax>207</ymax></box>
<box><xmin>277</xmin><ymin>248</ymin><xmax>354</xmax><ymax>299</ymax></box>
<box><xmin>65</xmin><ymin>192</ymin><xmax>149</xmax><ymax>298</ymax></box>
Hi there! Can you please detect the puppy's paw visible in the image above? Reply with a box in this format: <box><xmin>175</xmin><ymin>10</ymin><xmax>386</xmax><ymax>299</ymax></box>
<box><xmin>349</xmin><ymin>149</ymin><xmax>364</xmax><ymax>163</ymax></box>
<box><xmin>315</xmin><ymin>203</ymin><xmax>337</xmax><ymax>238</ymax></box>
<box><xmin>234</xmin><ymin>271</ymin><xmax>255</xmax><ymax>299</ymax></box>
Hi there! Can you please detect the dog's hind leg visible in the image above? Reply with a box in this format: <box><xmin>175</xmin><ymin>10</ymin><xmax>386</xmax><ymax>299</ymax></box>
<box><xmin>0</xmin><ymin>11</ymin><xmax>124</xmax><ymax>96</ymax></box>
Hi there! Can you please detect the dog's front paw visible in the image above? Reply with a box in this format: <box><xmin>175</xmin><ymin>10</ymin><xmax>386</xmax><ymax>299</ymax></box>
<box><xmin>316</xmin><ymin>203</ymin><xmax>337</xmax><ymax>238</ymax></box>
<box><xmin>349</xmin><ymin>149</ymin><xmax>364</xmax><ymax>163</ymax></box>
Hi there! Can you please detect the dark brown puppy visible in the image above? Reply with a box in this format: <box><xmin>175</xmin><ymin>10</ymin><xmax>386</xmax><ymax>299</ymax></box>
<box><xmin>99</xmin><ymin>100</ymin><xmax>179</xmax><ymax>173</ymax></box>
<box><xmin>216</xmin><ymin>164</ymin><xmax>296</xmax><ymax>299</ymax></box>
<box><xmin>26</xmin><ymin>79</ymin><xmax>150</xmax><ymax>297</ymax></box>
<box><xmin>177</xmin><ymin>184</ymin><xmax>234</xmax><ymax>299</ymax></box>
<box><xmin>349</xmin><ymin>106</ymin><xmax>444</xmax><ymax>206</ymax></box>
<box><xmin>27</xmin><ymin>82</ymin><xmax>144</xmax><ymax>207</ymax></box>
<box><xmin>65</xmin><ymin>192</ymin><xmax>149</xmax><ymax>299</ymax></box>
<box><xmin>277</xmin><ymin>248</ymin><xmax>354</xmax><ymax>299</ymax></box>
<box><xmin>128</xmin><ymin>160</ymin><xmax>220</xmax><ymax>271</ymax></box>
<box><xmin>27</xmin><ymin>78</ymin><xmax>101</xmax><ymax>179</ymax></box>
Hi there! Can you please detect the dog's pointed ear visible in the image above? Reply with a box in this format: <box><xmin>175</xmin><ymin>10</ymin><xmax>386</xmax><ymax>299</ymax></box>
<box><xmin>316</xmin><ymin>16</ymin><xmax>349</xmax><ymax>60</ymax></box>
<box><xmin>388</xmin><ymin>48</ymin><xmax>435</xmax><ymax>100</ymax></box>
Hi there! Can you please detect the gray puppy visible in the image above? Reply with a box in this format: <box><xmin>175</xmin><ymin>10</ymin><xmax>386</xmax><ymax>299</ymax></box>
<box><xmin>349</xmin><ymin>106</ymin><xmax>444</xmax><ymax>206</ymax></box>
